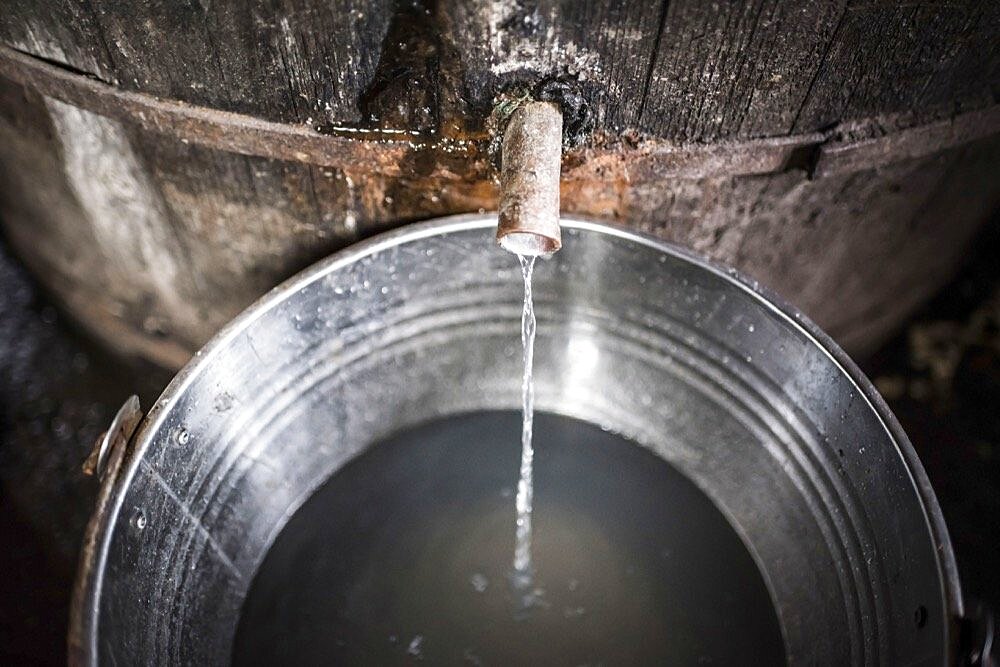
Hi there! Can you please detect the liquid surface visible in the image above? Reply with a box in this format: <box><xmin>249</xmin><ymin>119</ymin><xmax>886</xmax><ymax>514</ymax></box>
<box><xmin>233</xmin><ymin>412</ymin><xmax>785</xmax><ymax>666</ymax></box>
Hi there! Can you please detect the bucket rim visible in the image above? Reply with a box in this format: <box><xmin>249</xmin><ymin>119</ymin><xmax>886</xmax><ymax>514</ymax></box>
<box><xmin>70</xmin><ymin>213</ymin><xmax>963</xmax><ymax>665</ymax></box>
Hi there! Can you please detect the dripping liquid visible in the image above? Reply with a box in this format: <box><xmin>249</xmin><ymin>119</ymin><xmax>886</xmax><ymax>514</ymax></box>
<box><xmin>512</xmin><ymin>254</ymin><xmax>537</xmax><ymax>596</ymax></box>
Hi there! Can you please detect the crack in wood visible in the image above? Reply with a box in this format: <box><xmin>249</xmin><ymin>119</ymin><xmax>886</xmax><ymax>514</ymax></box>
<box><xmin>637</xmin><ymin>0</ymin><xmax>670</xmax><ymax>127</ymax></box>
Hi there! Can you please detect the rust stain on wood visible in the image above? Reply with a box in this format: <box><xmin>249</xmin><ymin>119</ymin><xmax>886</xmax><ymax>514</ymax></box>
<box><xmin>3</xmin><ymin>44</ymin><xmax>997</xmax><ymax>185</ymax></box>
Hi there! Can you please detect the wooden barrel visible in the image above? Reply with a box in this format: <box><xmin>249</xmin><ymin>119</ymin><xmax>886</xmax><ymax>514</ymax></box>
<box><xmin>1</xmin><ymin>0</ymin><xmax>998</xmax><ymax>368</ymax></box>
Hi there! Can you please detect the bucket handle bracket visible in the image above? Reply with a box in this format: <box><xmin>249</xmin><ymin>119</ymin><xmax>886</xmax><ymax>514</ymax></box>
<box><xmin>83</xmin><ymin>395</ymin><xmax>142</xmax><ymax>481</ymax></box>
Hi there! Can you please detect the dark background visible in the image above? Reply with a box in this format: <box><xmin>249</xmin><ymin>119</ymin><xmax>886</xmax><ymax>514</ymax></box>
<box><xmin>1</xmin><ymin>221</ymin><xmax>997</xmax><ymax>665</ymax></box>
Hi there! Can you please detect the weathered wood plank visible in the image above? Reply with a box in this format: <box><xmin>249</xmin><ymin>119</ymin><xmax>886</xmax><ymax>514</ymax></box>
<box><xmin>5</xmin><ymin>45</ymin><xmax>997</xmax><ymax>184</ymax></box>
<box><xmin>793</xmin><ymin>1</ymin><xmax>1000</xmax><ymax>134</ymax></box>
<box><xmin>3</xmin><ymin>65</ymin><xmax>996</xmax><ymax>366</ymax></box>
<box><xmin>4</xmin><ymin>1</ymin><xmax>997</xmax><ymax>141</ymax></box>
<box><xmin>2</xmin><ymin>1</ymin><xmax>1000</xmax><ymax>367</ymax></box>
<box><xmin>814</xmin><ymin>105</ymin><xmax>1000</xmax><ymax>177</ymax></box>
<box><xmin>616</xmin><ymin>137</ymin><xmax>1000</xmax><ymax>352</ymax></box>
<box><xmin>639</xmin><ymin>0</ymin><xmax>848</xmax><ymax>141</ymax></box>
<box><xmin>0</xmin><ymin>0</ymin><xmax>118</xmax><ymax>80</ymax></box>
<box><xmin>1</xmin><ymin>0</ymin><xmax>395</xmax><ymax>124</ymax></box>
<box><xmin>0</xmin><ymin>44</ymin><xmax>482</xmax><ymax>178</ymax></box>
<box><xmin>441</xmin><ymin>0</ymin><xmax>667</xmax><ymax>130</ymax></box>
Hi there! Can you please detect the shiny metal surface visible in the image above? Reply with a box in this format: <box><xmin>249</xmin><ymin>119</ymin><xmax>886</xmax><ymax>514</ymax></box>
<box><xmin>73</xmin><ymin>215</ymin><xmax>962</xmax><ymax>665</ymax></box>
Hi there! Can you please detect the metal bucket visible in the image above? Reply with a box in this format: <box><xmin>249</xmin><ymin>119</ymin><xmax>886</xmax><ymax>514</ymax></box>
<box><xmin>72</xmin><ymin>215</ymin><xmax>963</xmax><ymax>665</ymax></box>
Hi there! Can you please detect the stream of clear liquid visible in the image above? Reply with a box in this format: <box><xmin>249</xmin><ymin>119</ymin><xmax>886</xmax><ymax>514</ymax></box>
<box><xmin>512</xmin><ymin>254</ymin><xmax>537</xmax><ymax>592</ymax></box>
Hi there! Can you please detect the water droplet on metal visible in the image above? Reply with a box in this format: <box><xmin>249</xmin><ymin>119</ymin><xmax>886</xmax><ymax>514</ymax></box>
<box><xmin>469</xmin><ymin>573</ymin><xmax>489</xmax><ymax>593</ymax></box>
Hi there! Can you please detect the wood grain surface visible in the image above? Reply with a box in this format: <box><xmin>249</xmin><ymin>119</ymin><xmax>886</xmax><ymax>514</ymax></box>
<box><xmin>1</xmin><ymin>0</ymin><xmax>998</xmax><ymax>366</ymax></box>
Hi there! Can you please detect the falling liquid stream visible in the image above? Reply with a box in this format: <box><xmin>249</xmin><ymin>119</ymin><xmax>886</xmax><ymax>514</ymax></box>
<box><xmin>512</xmin><ymin>253</ymin><xmax>537</xmax><ymax>593</ymax></box>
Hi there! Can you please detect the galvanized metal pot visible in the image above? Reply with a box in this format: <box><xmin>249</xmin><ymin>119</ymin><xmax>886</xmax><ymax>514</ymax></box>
<box><xmin>72</xmin><ymin>215</ymin><xmax>964</xmax><ymax>665</ymax></box>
